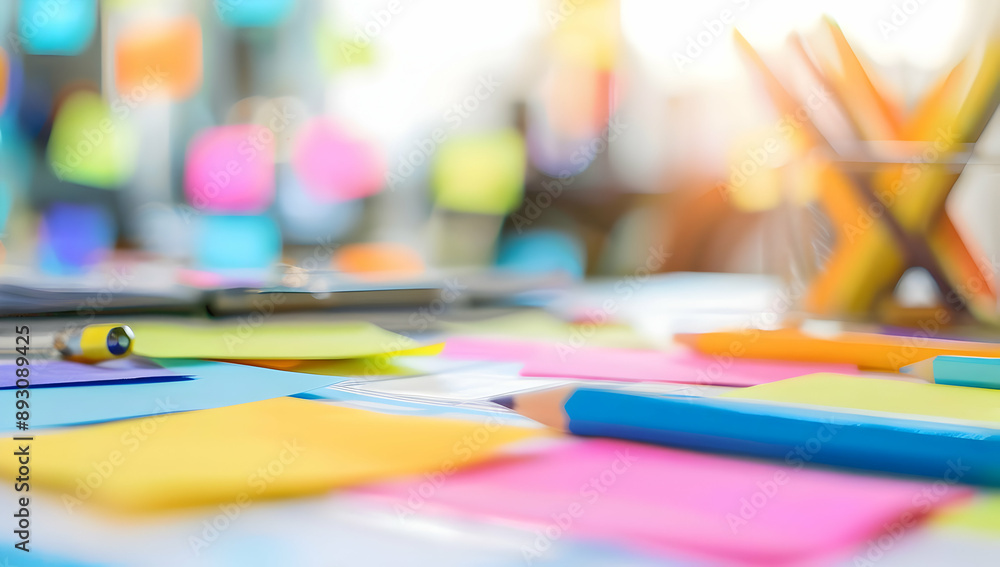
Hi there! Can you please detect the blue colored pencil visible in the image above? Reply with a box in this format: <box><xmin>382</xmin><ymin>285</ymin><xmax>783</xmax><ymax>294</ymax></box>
<box><xmin>495</xmin><ymin>387</ymin><xmax>1000</xmax><ymax>486</ymax></box>
<box><xmin>902</xmin><ymin>355</ymin><xmax>1000</xmax><ymax>389</ymax></box>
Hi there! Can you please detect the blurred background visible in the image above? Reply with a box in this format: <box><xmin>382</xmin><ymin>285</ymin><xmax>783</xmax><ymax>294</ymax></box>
<box><xmin>2</xmin><ymin>0</ymin><xmax>1000</xmax><ymax>325</ymax></box>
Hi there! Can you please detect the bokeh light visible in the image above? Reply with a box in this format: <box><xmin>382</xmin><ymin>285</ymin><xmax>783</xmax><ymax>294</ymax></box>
<box><xmin>432</xmin><ymin>130</ymin><xmax>526</xmax><ymax>215</ymax></box>
<box><xmin>0</xmin><ymin>47</ymin><xmax>8</xmax><ymax>114</ymax></box>
<box><xmin>17</xmin><ymin>0</ymin><xmax>97</xmax><ymax>55</ymax></box>
<box><xmin>291</xmin><ymin>118</ymin><xmax>383</xmax><ymax>202</ymax></box>
<box><xmin>195</xmin><ymin>214</ymin><xmax>282</xmax><ymax>271</ymax></box>
<box><xmin>276</xmin><ymin>167</ymin><xmax>363</xmax><ymax>245</ymax></box>
<box><xmin>496</xmin><ymin>229</ymin><xmax>585</xmax><ymax>279</ymax></box>
<box><xmin>215</xmin><ymin>0</ymin><xmax>296</xmax><ymax>28</ymax></box>
<box><xmin>38</xmin><ymin>202</ymin><xmax>115</xmax><ymax>274</ymax></box>
<box><xmin>0</xmin><ymin>48</ymin><xmax>20</xmax><ymax>121</ymax></box>
<box><xmin>314</xmin><ymin>26</ymin><xmax>375</xmax><ymax>72</ymax></box>
<box><xmin>0</xmin><ymin>183</ymin><xmax>11</xmax><ymax>235</ymax></box>
<box><xmin>548</xmin><ymin>0</ymin><xmax>618</xmax><ymax>71</ymax></box>
<box><xmin>0</xmin><ymin>2</ymin><xmax>10</xmax><ymax>37</ymax></box>
<box><xmin>3</xmin><ymin>2</ymin><xmax>1000</xmax><ymax>566</ymax></box>
<box><xmin>184</xmin><ymin>124</ymin><xmax>276</xmax><ymax>213</ymax></box>
<box><xmin>46</xmin><ymin>90</ymin><xmax>138</xmax><ymax>189</ymax></box>
<box><xmin>333</xmin><ymin>242</ymin><xmax>425</xmax><ymax>280</ymax></box>
<box><xmin>114</xmin><ymin>15</ymin><xmax>203</xmax><ymax>101</ymax></box>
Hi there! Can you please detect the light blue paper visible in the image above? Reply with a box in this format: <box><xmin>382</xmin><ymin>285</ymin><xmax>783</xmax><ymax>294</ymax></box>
<box><xmin>0</xmin><ymin>359</ymin><xmax>346</xmax><ymax>432</ymax></box>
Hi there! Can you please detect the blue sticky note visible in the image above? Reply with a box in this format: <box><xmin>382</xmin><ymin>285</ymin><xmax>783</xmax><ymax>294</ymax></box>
<box><xmin>214</xmin><ymin>0</ymin><xmax>295</xmax><ymax>28</ymax></box>
<box><xmin>0</xmin><ymin>359</ymin><xmax>345</xmax><ymax>432</ymax></box>
<box><xmin>17</xmin><ymin>0</ymin><xmax>97</xmax><ymax>55</ymax></box>
<box><xmin>196</xmin><ymin>214</ymin><xmax>281</xmax><ymax>271</ymax></box>
<box><xmin>497</xmin><ymin>230</ymin><xmax>585</xmax><ymax>279</ymax></box>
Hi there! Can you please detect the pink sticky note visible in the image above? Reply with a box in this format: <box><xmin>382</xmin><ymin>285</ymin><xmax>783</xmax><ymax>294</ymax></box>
<box><xmin>357</xmin><ymin>439</ymin><xmax>968</xmax><ymax>565</ymax></box>
<box><xmin>184</xmin><ymin>124</ymin><xmax>275</xmax><ymax>213</ymax></box>
<box><xmin>442</xmin><ymin>337</ymin><xmax>550</xmax><ymax>363</ymax></box>
<box><xmin>291</xmin><ymin>118</ymin><xmax>382</xmax><ymax>202</ymax></box>
<box><xmin>520</xmin><ymin>346</ymin><xmax>859</xmax><ymax>386</ymax></box>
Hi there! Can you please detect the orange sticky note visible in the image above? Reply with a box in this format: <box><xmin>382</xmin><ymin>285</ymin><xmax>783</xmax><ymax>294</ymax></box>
<box><xmin>114</xmin><ymin>16</ymin><xmax>203</xmax><ymax>100</ymax></box>
<box><xmin>334</xmin><ymin>242</ymin><xmax>424</xmax><ymax>279</ymax></box>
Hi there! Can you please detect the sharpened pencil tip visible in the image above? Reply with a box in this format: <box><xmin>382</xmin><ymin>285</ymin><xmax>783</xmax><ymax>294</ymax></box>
<box><xmin>492</xmin><ymin>396</ymin><xmax>515</xmax><ymax>410</ymax></box>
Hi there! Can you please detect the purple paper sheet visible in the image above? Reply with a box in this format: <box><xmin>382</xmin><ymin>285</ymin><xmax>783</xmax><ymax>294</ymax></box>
<box><xmin>0</xmin><ymin>359</ymin><xmax>188</xmax><ymax>389</ymax></box>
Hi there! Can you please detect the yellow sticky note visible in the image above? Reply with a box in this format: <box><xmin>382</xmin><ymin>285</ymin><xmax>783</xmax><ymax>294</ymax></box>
<box><xmin>128</xmin><ymin>321</ymin><xmax>419</xmax><ymax>359</ymax></box>
<box><xmin>230</xmin><ymin>344</ymin><xmax>442</xmax><ymax>376</ymax></box>
<box><xmin>443</xmin><ymin>311</ymin><xmax>650</xmax><ymax>348</ymax></box>
<box><xmin>0</xmin><ymin>397</ymin><xmax>542</xmax><ymax>513</ymax></box>
<box><xmin>237</xmin><ymin>356</ymin><xmax>423</xmax><ymax>377</ymax></box>
<box><xmin>432</xmin><ymin>130</ymin><xmax>526</xmax><ymax>215</ymax></box>
<box><xmin>722</xmin><ymin>374</ymin><xmax>1000</xmax><ymax>424</ymax></box>
<box><xmin>931</xmin><ymin>495</ymin><xmax>1000</xmax><ymax>534</ymax></box>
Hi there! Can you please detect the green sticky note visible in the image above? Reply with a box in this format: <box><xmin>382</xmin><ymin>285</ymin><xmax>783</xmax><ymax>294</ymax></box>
<box><xmin>931</xmin><ymin>495</ymin><xmax>1000</xmax><ymax>534</ymax></box>
<box><xmin>128</xmin><ymin>321</ymin><xmax>419</xmax><ymax>359</ymax></box>
<box><xmin>47</xmin><ymin>91</ymin><xmax>137</xmax><ymax>189</ymax></box>
<box><xmin>433</xmin><ymin>130</ymin><xmax>526</xmax><ymax>215</ymax></box>
<box><xmin>722</xmin><ymin>373</ymin><xmax>1000</xmax><ymax>425</ymax></box>
<box><xmin>442</xmin><ymin>310</ymin><xmax>649</xmax><ymax>348</ymax></box>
